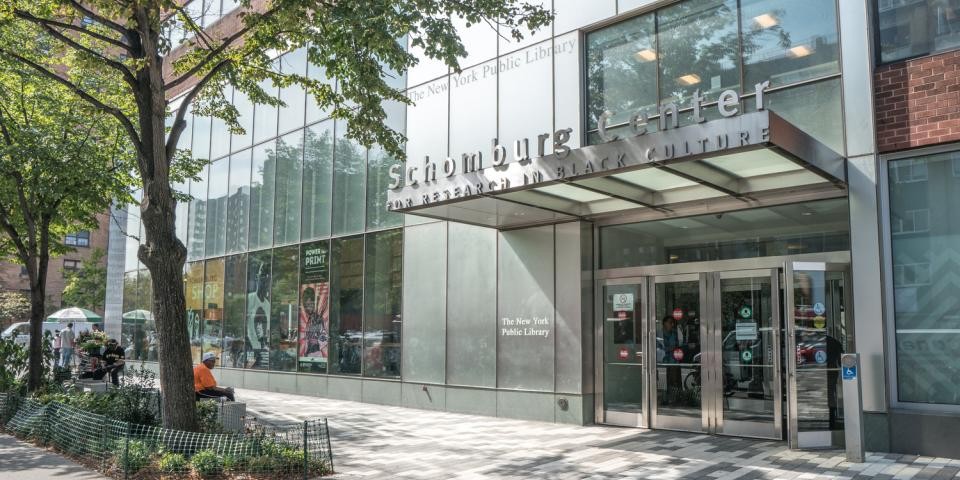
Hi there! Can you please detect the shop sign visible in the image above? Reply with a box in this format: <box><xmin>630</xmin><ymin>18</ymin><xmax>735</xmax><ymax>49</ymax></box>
<box><xmin>619</xmin><ymin>347</ymin><xmax>629</xmax><ymax>360</ymax></box>
<box><xmin>385</xmin><ymin>82</ymin><xmax>772</xmax><ymax>211</ymax></box>
<box><xmin>672</xmin><ymin>308</ymin><xmax>683</xmax><ymax>321</ymax></box>
<box><xmin>735</xmin><ymin>322</ymin><xmax>758</xmax><ymax>341</ymax></box>
<box><xmin>613</xmin><ymin>293</ymin><xmax>634</xmax><ymax>312</ymax></box>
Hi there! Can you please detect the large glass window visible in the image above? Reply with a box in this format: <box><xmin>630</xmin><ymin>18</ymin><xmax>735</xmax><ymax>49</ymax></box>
<box><xmin>248</xmin><ymin>141</ymin><xmax>275</xmax><ymax>250</ymax></box>
<box><xmin>889</xmin><ymin>151</ymin><xmax>960</xmax><ymax>405</ymax></box>
<box><xmin>363</xmin><ymin>229</ymin><xmax>402</xmax><ymax>378</ymax></box>
<box><xmin>877</xmin><ymin>1</ymin><xmax>960</xmax><ymax>64</ymax></box>
<box><xmin>203</xmin><ymin>258</ymin><xmax>225</xmax><ymax>360</ymax></box>
<box><xmin>298</xmin><ymin>241</ymin><xmax>330</xmax><ymax>373</ymax></box>
<box><xmin>658</xmin><ymin>0</ymin><xmax>740</xmax><ymax>105</ymax></box>
<box><xmin>187</xmin><ymin>167</ymin><xmax>208</xmax><ymax>260</ymax></box>
<box><xmin>253</xmin><ymin>74</ymin><xmax>279</xmax><ymax>145</ymax></box>
<box><xmin>245</xmin><ymin>250</ymin><xmax>272</xmax><ymax>369</ymax></box>
<box><xmin>278</xmin><ymin>49</ymin><xmax>308</xmax><ymax>136</ymax></box>
<box><xmin>192</xmin><ymin>114</ymin><xmax>212</xmax><ymax>161</ymax></box>
<box><xmin>273</xmin><ymin>130</ymin><xmax>304</xmax><ymax>245</ymax></box>
<box><xmin>226</xmin><ymin>149</ymin><xmax>251</xmax><ymax>254</ymax></box>
<box><xmin>600</xmin><ymin>199</ymin><xmax>850</xmax><ymax>269</ymax></box>
<box><xmin>585</xmin><ymin>13</ymin><xmax>658</xmax><ymax>131</ymax></box>
<box><xmin>366</xmin><ymin>101</ymin><xmax>405</xmax><ymax>230</ymax></box>
<box><xmin>329</xmin><ymin>236</ymin><xmax>364</xmax><ymax>375</ymax></box>
<box><xmin>740</xmin><ymin>0</ymin><xmax>840</xmax><ymax>87</ymax></box>
<box><xmin>185</xmin><ymin>261</ymin><xmax>205</xmax><ymax>364</ymax></box>
<box><xmin>205</xmin><ymin>158</ymin><xmax>229</xmax><ymax>257</ymax></box>
<box><xmin>222</xmin><ymin>254</ymin><xmax>247</xmax><ymax>368</ymax></box>
<box><xmin>210</xmin><ymin>88</ymin><xmax>232</xmax><ymax>160</ymax></box>
<box><xmin>332</xmin><ymin>121</ymin><xmax>366</xmax><ymax>235</ymax></box>
<box><xmin>301</xmin><ymin>121</ymin><xmax>334</xmax><ymax>240</ymax></box>
<box><xmin>269</xmin><ymin>246</ymin><xmax>299</xmax><ymax>372</ymax></box>
<box><xmin>231</xmin><ymin>89</ymin><xmax>254</xmax><ymax>153</ymax></box>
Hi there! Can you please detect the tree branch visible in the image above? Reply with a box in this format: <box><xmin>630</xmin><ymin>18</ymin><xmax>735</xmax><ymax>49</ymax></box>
<box><xmin>0</xmin><ymin>48</ymin><xmax>144</xmax><ymax>157</ymax></box>
<box><xmin>27</xmin><ymin>17</ymin><xmax>138</xmax><ymax>86</ymax></box>
<box><xmin>65</xmin><ymin>0</ymin><xmax>128</xmax><ymax>35</ymax></box>
<box><xmin>13</xmin><ymin>10</ymin><xmax>132</xmax><ymax>53</ymax></box>
<box><xmin>165</xmin><ymin>59</ymin><xmax>231</xmax><ymax>160</ymax></box>
<box><xmin>0</xmin><ymin>200</ymin><xmax>31</xmax><ymax>263</ymax></box>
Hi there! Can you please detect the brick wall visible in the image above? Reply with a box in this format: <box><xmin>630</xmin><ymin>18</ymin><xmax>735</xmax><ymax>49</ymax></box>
<box><xmin>875</xmin><ymin>50</ymin><xmax>960</xmax><ymax>153</ymax></box>
<box><xmin>0</xmin><ymin>212</ymin><xmax>111</xmax><ymax>315</ymax></box>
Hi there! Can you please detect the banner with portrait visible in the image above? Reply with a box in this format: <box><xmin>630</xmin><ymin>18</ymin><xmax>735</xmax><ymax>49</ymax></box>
<box><xmin>298</xmin><ymin>241</ymin><xmax>330</xmax><ymax>372</ymax></box>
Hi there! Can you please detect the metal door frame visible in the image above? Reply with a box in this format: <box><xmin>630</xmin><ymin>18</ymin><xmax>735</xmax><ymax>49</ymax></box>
<box><xmin>595</xmin><ymin>277</ymin><xmax>649</xmax><ymax>428</ymax></box>
<box><xmin>785</xmin><ymin>261</ymin><xmax>854</xmax><ymax>449</ymax></box>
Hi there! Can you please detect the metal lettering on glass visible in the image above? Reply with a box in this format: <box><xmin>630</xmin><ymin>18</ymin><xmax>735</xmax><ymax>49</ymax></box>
<box><xmin>386</xmin><ymin>81</ymin><xmax>771</xmax><ymax>211</ymax></box>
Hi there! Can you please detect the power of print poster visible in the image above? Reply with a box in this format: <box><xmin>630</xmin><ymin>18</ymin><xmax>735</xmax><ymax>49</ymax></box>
<box><xmin>299</xmin><ymin>242</ymin><xmax>330</xmax><ymax>372</ymax></box>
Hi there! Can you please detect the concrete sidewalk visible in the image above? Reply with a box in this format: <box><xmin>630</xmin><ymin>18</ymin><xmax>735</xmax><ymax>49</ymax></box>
<box><xmin>0</xmin><ymin>434</ymin><xmax>106</xmax><ymax>479</ymax></box>
<box><xmin>237</xmin><ymin>388</ymin><xmax>960</xmax><ymax>480</ymax></box>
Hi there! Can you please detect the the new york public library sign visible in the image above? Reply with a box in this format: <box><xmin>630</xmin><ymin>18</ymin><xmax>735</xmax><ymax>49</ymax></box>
<box><xmin>385</xmin><ymin>81</ymin><xmax>773</xmax><ymax>211</ymax></box>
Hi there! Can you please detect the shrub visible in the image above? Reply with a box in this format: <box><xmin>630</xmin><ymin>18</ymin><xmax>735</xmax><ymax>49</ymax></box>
<box><xmin>246</xmin><ymin>455</ymin><xmax>276</xmax><ymax>473</ymax></box>
<box><xmin>195</xmin><ymin>400</ymin><xmax>222</xmax><ymax>434</ymax></box>
<box><xmin>277</xmin><ymin>447</ymin><xmax>305</xmax><ymax>473</ymax></box>
<box><xmin>221</xmin><ymin>454</ymin><xmax>247</xmax><ymax>473</ymax></box>
<box><xmin>115</xmin><ymin>440</ymin><xmax>151</xmax><ymax>473</ymax></box>
<box><xmin>157</xmin><ymin>452</ymin><xmax>188</xmax><ymax>474</ymax></box>
<box><xmin>190</xmin><ymin>449</ymin><xmax>224</xmax><ymax>478</ymax></box>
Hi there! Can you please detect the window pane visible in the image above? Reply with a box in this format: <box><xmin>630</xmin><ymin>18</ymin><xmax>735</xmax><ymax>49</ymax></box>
<box><xmin>204</xmin><ymin>158</ymin><xmax>229</xmax><ymax>257</ymax></box>
<box><xmin>253</xmin><ymin>74</ymin><xmax>279</xmax><ymax>145</ymax></box>
<box><xmin>278</xmin><ymin>49</ymin><xmax>308</xmax><ymax>135</ymax></box>
<box><xmin>332</xmin><ymin>121</ymin><xmax>366</xmax><ymax>235</ymax></box>
<box><xmin>248</xmin><ymin>141</ymin><xmax>275</xmax><ymax>250</ymax></box>
<box><xmin>740</xmin><ymin>0</ymin><xmax>840</xmax><ymax>88</ymax></box>
<box><xmin>124</xmin><ymin>193</ymin><xmax>141</xmax><ymax>272</ymax></box>
<box><xmin>187</xmin><ymin>167</ymin><xmax>208</xmax><ymax>260</ymax></box>
<box><xmin>210</xmin><ymin>88</ymin><xmax>232</xmax><ymax>160</ymax></box>
<box><xmin>749</xmin><ymin>78</ymin><xmax>844</xmax><ymax>154</ymax></box>
<box><xmin>301</xmin><ymin>121</ymin><xmax>334</xmax><ymax>240</ymax></box>
<box><xmin>306</xmin><ymin>46</ymin><xmax>333</xmax><ymax>124</ymax></box>
<box><xmin>367</xmin><ymin>100</ymin><xmax>405</xmax><ymax>229</ymax></box>
<box><xmin>329</xmin><ymin>236</ymin><xmax>363</xmax><ymax>375</ymax></box>
<box><xmin>222</xmin><ymin>254</ymin><xmax>247</xmax><ymax>369</ymax></box>
<box><xmin>298</xmin><ymin>241</ymin><xmax>330</xmax><ymax>373</ymax></box>
<box><xmin>122</xmin><ymin>272</ymin><xmax>138</xmax><ymax>318</ymax></box>
<box><xmin>226</xmin><ymin>149</ymin><xmax>251</xmax><ymax>254</ymax></box>
<box><xmin>232</xmin><ymin>89</ymin><xmax>254</xmax><ymax>153</ymax></box>
<box><xmin>585</xmin><ymin>13</ymin><xmax>658</xmax><ymax>130</ymax></box>
<box><xmin>245</xmin><ymin>250</ymin><xmax>272</xmax><ymax>369</ymax></box>
<box><xmin>658</xmin><ymin>0</ymin><xmax>740</xmax><ymax>104</ymax></box>
<box><xmin>889</xmin><ymin>152</ymin><xmax>960</xmax><ymax>405</ymax></box>
<box><xmin>273</xmin><ymin>130</ymin><xmax>304</xmax><ymax>245</ymax></box>
<box><xmin>270</xmin><ymin>245</ymin><xmax>299</xmax><ymax>372</ymax></box>
<box><xmin>174</xmin><ymin>182</ymin><xmax>189</xmax><ymax>244</ymax></box>
<box><xmin>878</xmin><ymin>1</ymin><xmax>960</xmax><ymax>63</ymax></box>
<box><xmin>203</xmin><ymin>258</ymin><xmax>225</xmax><ymax>360</ymax></box>
<box><xmin>192</xmin><ymin>114</ymin><xmax>212</xmax><ymax>161</ymax></box>
<box><xmin>363</xmin><ymin>229</ymin><xmax>402</xmax><ymax>378</ymax></box>
<box><xmin>185</xmin><ymin>261</ymin><xmax>205</xmax><ymax>364</ymax></box>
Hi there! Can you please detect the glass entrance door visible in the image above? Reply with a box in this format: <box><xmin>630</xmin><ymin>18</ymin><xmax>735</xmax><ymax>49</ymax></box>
<box><xmin>651</xmin><ymin>270</ymin><xmax>782</xmax><ymax>439</ymax></box>
<box><xmin>598</xmin><ymin>280</ymin><xmax>646</xmax><ymax>427</ymax></box>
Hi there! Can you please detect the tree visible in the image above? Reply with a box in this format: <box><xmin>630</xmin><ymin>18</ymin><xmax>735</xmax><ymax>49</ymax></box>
<box><xmin>0</xmin><ymin>290</ymin><xmax>31</xmax><ymax>330</ymax></box>
<box><xmin>0</xmin><ymin>48</ymin><xmax>134</xmax><ymax>391</ymax></box>
<box><xmin>62</xmin><ymin>248</ymin><xmax>108</xmax><ymax>311</ymax></box>
<box><xmin>0</xmin><ymin>0</ymin><xmax>550</xmax><ymax>430</ymax></box>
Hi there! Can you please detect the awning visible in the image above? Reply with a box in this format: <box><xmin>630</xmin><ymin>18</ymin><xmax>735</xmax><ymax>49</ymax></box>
<box><xmin>387</xmin><ymin>111</ymin><xmax>846</xmax><ymax>229</ymax></box>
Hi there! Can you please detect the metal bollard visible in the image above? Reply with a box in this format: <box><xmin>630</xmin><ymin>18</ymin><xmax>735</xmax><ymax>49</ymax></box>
<box><xmin>841</xmin><ymin>353</ymin><xmax>865</xmax><ymax>463</ymax></box>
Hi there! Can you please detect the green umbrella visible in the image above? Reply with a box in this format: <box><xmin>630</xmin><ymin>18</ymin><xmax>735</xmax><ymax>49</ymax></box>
<box><xmin>122</xmin><ymin>309</ymin><xmax>153</xmax><ymax>323</ymax></box>
<box><xmin>46</xmin><ymin>307</ymin><xmax>102</xmax><ymax>322</ymax></box>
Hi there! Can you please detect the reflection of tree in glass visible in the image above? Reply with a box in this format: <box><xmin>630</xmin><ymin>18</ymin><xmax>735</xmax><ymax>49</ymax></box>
<box><xmin>302</xmin><ymin>126</ymin><xmax>335</xmax><ymax>239</ymax></box>
<box><xmin>267</xmin><ymin>135</ymin><xmax>304</xmax><ymax>243</ymax></box>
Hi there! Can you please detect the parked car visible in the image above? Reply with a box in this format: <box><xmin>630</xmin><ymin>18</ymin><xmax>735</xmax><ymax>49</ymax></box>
<box><xmin>1</xmin><ymin>322</ymin><xmax>64</xmax><ymax>346</ymax></box>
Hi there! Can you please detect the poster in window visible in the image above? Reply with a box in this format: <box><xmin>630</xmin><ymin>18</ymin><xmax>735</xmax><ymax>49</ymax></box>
<box><xmin>246</xmin><ymin>253</ymin><xmax>271</xmax><ymax>369</ymax></box>
<box><xmin>299</xmin><ymin>242</ymin><xmax>330</xmax><ymax>372</ymax></box>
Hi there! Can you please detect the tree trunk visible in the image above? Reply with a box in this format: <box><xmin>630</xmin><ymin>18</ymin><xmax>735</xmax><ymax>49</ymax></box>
<box><xmin>26</xmin><ymin>272</ymin><xmax>46</xmax><ymax>391</ymax></box>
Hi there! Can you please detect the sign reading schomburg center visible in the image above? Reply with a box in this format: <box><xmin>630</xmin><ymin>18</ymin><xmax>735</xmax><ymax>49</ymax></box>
<box><xmin>386</xmin><ymin>81</ymin><xmax>772</xmax><ymax>212</ymax></box>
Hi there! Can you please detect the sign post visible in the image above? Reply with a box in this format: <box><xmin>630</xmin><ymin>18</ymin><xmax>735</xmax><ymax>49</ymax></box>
<box><xmin>841</xmin><ymin>353</ymin><xmax>865</xmax><ymax>462</ymax></box>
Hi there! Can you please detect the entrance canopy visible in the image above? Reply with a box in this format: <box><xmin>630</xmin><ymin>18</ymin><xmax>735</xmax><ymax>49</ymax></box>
<box><xmin>386</xmin><ymin>111</ymin><xmax>846</xmax><ymax>229</ymax></box>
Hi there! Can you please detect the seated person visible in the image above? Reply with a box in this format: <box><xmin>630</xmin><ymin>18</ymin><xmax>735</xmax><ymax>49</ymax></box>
<box><xmin>79</xmin><ymin>339</ymin><xmax>125</xmax><ymax>385</ymax></box>
<box><xmin>194</xmin><ymin>352</ymin><xmax>235</xmax><ymax>402</ymax></box>
<box><xmin>101</xmin><ymin>338</ymin><xmax>125</xmax><ymax>386</ymax></box>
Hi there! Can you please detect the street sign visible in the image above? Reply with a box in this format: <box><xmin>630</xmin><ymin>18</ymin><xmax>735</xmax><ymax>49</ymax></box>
<box><xmin>842</xmin><ymin>365</ymin><xmax>857</xmax><ymax>380</ymax></box>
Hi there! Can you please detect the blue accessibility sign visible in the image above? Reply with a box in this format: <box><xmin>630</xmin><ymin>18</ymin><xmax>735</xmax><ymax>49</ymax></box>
<box><xmin>842</xmin><ymin>366</ymin><xmax>857</xmax><ymax>380</ymax></box>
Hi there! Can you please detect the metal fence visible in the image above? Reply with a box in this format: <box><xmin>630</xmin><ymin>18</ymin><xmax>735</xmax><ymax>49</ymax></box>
<box><xmin>0</xmin><ymin>391</ymin><xmax>334</xmax><ymax>479</ymax></box>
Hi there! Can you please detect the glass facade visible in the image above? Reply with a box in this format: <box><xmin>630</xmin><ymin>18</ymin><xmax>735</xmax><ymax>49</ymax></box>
<box><xmin>889</xmin><ymin>152</ymin><xmax>960</xmax><ymax>405</ymax></box>
<box><xmin>877</xmin><ymin>0</ymin><xmax>960</xmax><ymax>64</ymax></box>
<box><xmin>585</xmin><ymin>0</ymin><xmax>842</xmax><ymax>152</ymax></box>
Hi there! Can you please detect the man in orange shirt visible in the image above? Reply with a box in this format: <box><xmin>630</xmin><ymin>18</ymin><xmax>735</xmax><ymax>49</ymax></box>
<box><xmin>194</xmin><ymin>352</ymin><xmax>235</xmax><ymax>401</ymax></box>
